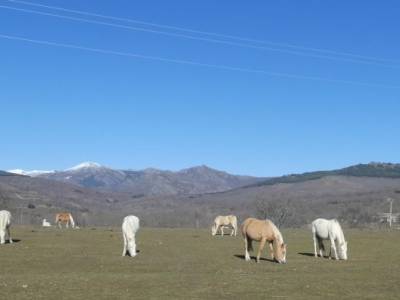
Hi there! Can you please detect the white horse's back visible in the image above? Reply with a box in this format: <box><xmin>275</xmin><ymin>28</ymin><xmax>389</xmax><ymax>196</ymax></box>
<box><xmin>0</xmin><ymin>210</ymin><xmax>11</xmax><ymax>227</ymax></box>
<box><xmin>312</xmin><ymin>218</ymin><xmax>343</xmax><ymax>240</ymax></box>
<box><xmin>122</xmin><ymin>215</ymin><xmax>139</xmax><ymax>234</ymax></box>
<box><xmin>312</xmin><ymin>218</ymin><xmax>331</xmax><ymax>239</ymax></box>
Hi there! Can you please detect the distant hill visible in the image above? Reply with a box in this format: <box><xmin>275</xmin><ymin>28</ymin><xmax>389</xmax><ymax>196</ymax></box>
<box><xmin>0</xmin><ymin>173</ymin><xmax>132</xmax><ymax>226</ymax></box>
<box><xmin>251</xmin><ymin>162</ymin><xmax>400</xmax><ymax>187</ymax></box>
<box><xmin>2</xmin><ymin>162</ymin><xmax>400</xmax><ymax>228</ymax></box>
<box><xmin>10</xmin><ymin>162</ymin><xmax>263</xmax><ymax>196</ymax></box>
<box><xmin>0</xmin><ymin>171</ymin><xmax>19</xmax><ymax>176</ymax></box>
<box><xmin>140</xmin><ymin>175</ymin><xmax>400</xmax><ymax>228</ymax></box>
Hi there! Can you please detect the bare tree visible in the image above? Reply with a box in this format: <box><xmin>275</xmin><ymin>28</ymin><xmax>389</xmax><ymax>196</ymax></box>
<box><xmin>0</xmin><ymin>190</ymin><xmax>7</xmax><ymax>208</ymax></box>
<box><xmin>194</xmin><ymin>209</ymin><xmax>200</xmax><ymax>229</ymax></box>
<box><xmin>255</xmin><ymin>197</ymin><xmax>294</xmax><ymax>228</ymax></box>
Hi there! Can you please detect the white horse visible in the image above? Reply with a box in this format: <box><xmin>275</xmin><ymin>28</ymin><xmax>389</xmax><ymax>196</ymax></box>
<box><xmin>312</xmin><ymin>218</ymin><xmax>348</xmax><ymax>260</ymax></box>
<box><xmin>122</xmin><ymin>215</ymin><xmax>140</xmax><ymax>257</ymax></box>
<box><xmin>0</xmin><ymin>210</ymin><xmax>13</xmax><ymax>244</ymax></box>
<box><xmin>211</xmin><ymin>215</ymin><xmax>238</xmax><ymax>236</ymax></box>
<box><xmin>42</xmin><ymin>219</ymin><xmax>51</xmax><ymax>227</ymax></box>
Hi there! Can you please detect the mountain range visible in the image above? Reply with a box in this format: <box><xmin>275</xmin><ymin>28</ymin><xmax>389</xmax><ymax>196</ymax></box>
<box><xmin>8</xmin><ymin>162</ymin><xmax>263</xmax><ymax>196</ymax></box>
<box><xmin>2</xmin><ymin>162</ymin><xmax>399</xmax><ymax>227</ymax></box>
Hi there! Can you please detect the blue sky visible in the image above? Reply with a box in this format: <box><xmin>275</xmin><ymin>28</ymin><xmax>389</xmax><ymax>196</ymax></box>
<box><xmin>0</xmin><ymin>0</ymin><xmax>399</xmax><ymax>176</ymax></box>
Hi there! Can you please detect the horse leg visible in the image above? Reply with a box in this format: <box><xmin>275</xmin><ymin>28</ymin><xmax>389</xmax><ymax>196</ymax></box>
<box><xmin>257</xmin><ymin>238</ymin><xmax>267</xmax><ymax>263</ymax></box>
<box><xmin>244</xmin><ymin>235</ymin><xmax>251</xmax><ymax>261</ymax></box>
<box><xmin>318</xmin><ymin>238</ymin><xmax>325</xmax><ymax>258</ymax></box>
<box><xmin>0</xmin><ymin>230</ymin><xmax>5</xmax><ymax>244</ymax></box>
<box><xmin>58</xmin><ymin>221</ymin><xmax>61</xmax><ymax>229</ymax></box>
<box><xmin>312</xmin><ymin>232</ymin><xmax>318</xmax><ymax>257</ymax></box>
<box><xmin>269</xmin><ymin>242</ymin><xmax>274</xmax><ymax>259</ymax></box>
<box><xmin>230</xmin><ymin>225</ymin><xmax>234</xmax><ymax>236</ymax></box>
<box><xmin>330</xmin><ymin>238</ymin><xmax>338</xmax><ymax>260</ymax></box>
<box><xmin>6</xmin><ymin>226</ymin><xmax>12</xmax><ymax>244</ymax></box>
<box><xmin>122</xmin><ymin>233</ymin><xmax>127</xmax><ymax>256</ymax></box>
<box><xmin>220</xmin><ymin>226</ymin><xmax>224</xmax><ymax>237</ymax></box>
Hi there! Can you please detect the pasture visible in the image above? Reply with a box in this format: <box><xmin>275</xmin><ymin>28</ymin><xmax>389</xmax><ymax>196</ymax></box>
<box><xmin>0</xmin><ymin>227</ymin><xmax>399</xmax><ymax>299</ymax></box>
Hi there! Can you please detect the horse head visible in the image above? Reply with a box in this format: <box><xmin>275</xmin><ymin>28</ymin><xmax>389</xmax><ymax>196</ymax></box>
<box><xmin>274</xmin><ymin>242</ymin><xmax>287</xmax><ymax>264</ymax></box>
<box><xmin>338</xmin><ymin>241</ymin><xmax>348</xmax><ymax>260</ymax></box>
<box><xmin>211</xmin><ymin>224</ymin><xmax>217</xmax><ymax>236</ymax></box>
<box><xmin>127</xmin><ymin>237</ymin><xmax>137</xmax><ymax>257</ymax></box>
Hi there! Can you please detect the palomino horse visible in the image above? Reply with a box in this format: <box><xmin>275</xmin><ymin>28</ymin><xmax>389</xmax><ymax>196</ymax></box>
<box><xmin>241</xmin><ymin>218</ymin><xmax>287</xmax><ymax>263</ymax></box>
<box><xmin>55</xmin><ymin>213</ymin><xmax>75</xmax><ymax>229</ymax></box>
<box><xmin>312</xmin><ymin>218</ymin><xmax>348</xmax><ymax>260</ymax></box>
<box><xmin>211</xmin><ymin>215</ymin><xmax>238</xmax><ymax>236</ymax></box>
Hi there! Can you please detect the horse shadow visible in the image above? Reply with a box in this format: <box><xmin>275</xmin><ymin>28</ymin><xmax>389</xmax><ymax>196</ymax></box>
<box><xmin>213</xmin><ymin>233</ymin><xmax>235</xmax><ymax>236</ymax></box>
<box><xmin>298</xmin><ymin>252</ymin><xmax>330</xmax><ymax>259</ymax></box>
<box><xmin>125</xmin><ymin>249</ymin><xmax>140</xmax><ymax>257</ymax></box>
<box><xmin>234</xmin><ymin>254</ymin><xmax>276</xmax><ymax>263</ymax></box>
<box><xmin>3</xmin><ymin>239</ymin><xmax>21</xmax><ymax>244</ymax></box>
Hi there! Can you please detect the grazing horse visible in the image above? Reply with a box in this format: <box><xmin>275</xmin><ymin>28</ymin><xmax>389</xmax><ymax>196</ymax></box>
<box><xmin>0</xmin><ymin>210</ymin><xmax>13</xmax><ymax>244</ymax></box>
<box><xmin>312</xmin><ymin>218</ymin><xmax>348</xmax><ymax>260</ymax></box>
<box><xmin>122</xmin><ymin>215</ymin><xmax>140</xmax><ymax>257</ymax></box>
<box><xmin>211</xmin><ymin>215</ymin><xmax>238</xmax><ymax>237</ymax></box>
<box><xmin>55</xmin><ymin>213</ymin><xmax>75</xmax><ymax>229</ymax></box>
<box><xmin>242</xmin><ymin>218</ymin><xmax>287</xmax><ymax>263</ymax></box>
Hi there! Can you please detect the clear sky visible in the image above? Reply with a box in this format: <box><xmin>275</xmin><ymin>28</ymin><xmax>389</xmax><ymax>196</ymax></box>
<box><xmin>0</xmin><ymin>0</ymin><xmax>399</xmax><ymax>176</ymax></box>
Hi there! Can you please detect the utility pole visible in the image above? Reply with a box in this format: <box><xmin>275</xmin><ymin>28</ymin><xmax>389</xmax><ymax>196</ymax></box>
<box><xmin>387</xmin><ymin>198</ymin><xmax>393</xmax><ymax>228</ymax></box>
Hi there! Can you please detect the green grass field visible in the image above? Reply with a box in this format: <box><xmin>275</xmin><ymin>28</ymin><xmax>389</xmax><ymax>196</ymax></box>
<box><xmin>0</xmin><ymin>226</ymin><xmax>399</xmax><ymax>299</ymax></box>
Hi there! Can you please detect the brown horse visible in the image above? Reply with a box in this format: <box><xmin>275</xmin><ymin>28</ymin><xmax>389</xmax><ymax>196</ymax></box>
<box><xmin>55</xmin><ymin>213</ymin><xmax>75</xmax><ymax>229</ymax></box>
<box><xmin>241</xmin><ymin>218</ymin><xmax>287</xmax><ymax>263</ymax></box>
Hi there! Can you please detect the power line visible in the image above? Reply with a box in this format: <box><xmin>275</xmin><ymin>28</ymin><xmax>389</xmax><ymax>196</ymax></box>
<box><xmin>1</xmin><ymin>33</ymin><xmax>399</xmax><ymax>89</ymax></box>
<box><xmin>5</xmin><ymin>0</ymin><xmax>400</xmax><ymax>65</ymax></box>
<box><xmin>1</xmin><ymin>4</ymin><xmax>399</xmax><ymax>69</ymax></box>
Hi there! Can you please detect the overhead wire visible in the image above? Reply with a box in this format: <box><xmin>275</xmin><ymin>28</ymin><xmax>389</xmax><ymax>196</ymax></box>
<box><xmin>5</xmin><ymin>0</ymin><xmax>400</xmax><ymax>65</ymax></box>
<box><xmin>1</xmin><ymin>33</ymin><xmax>399</xmax><ymax>89</ymax></box>
<box><xmin>0</xmin><ymin>4</ymin><xmax>399</xmax><ymax>69</ymax></box>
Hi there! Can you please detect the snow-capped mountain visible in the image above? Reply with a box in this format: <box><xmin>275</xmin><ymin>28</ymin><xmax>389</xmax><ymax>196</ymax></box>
<box><xmin>16</xmin><ymin>162</ymin><xmax>263</xmax><ymax>195</ymax></box>
<box><xmin>66</xmin><ymin>162</ymin><xmax>103</xmax><ymax>171</ymax></box>
<box><xmin>7</xmin><ymin>169</ymin><xmax>55</xmax><ymax>177</ymax></box>
<box><xmin>8</xmin><ymin>162</ymin><xmax>103</xmax><ymax>176</ymax></box>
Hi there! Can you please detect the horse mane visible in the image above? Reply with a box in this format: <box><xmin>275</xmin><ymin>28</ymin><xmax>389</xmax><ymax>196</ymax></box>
<box><xmin>266</xmin><ymin>219</ymin><xmax>284</xmax><ymax>244</ymax></box>
<box><xmin>332</xmin><ymin>219</ymin><xmax>346</xmax><ymax>242</ymax></box>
